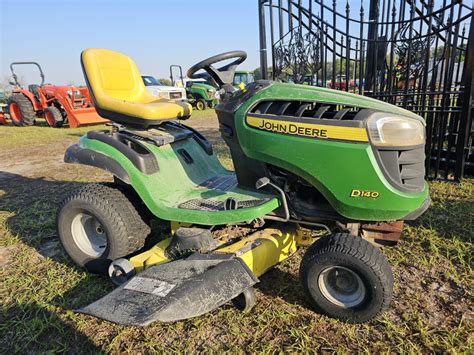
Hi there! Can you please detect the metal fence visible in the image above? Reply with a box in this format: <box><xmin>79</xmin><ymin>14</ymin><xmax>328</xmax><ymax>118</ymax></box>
<box><xmin>258</xmin><ymin>0</ymin><xmax>473</xmax><ymax>180</ymax></box>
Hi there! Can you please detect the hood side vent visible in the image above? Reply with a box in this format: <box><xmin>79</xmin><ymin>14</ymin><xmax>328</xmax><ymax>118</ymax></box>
<box><xmin>251</xmin><ymin>100</ymin><xmax>361</xmax><ymax>120</ymax></box>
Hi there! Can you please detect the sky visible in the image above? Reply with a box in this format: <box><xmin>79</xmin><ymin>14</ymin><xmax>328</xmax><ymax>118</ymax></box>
<box><xmin>2</xmin><ymin>0</ymin><xmax>463</xmax><ymax>87</ymax></box>
<box><xmin>0</xmin><ymin>0</ymin><xmax>263</xmax><ymax>86</ymax></box>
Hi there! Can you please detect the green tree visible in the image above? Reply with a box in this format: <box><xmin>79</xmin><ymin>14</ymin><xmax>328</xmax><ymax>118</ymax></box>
<box><xmin>431</xmin><ymin>44</ymin><xmax>466</xmax><ymax>63</ymax></box>
<box><xmin>159</xmin><ymin>78</ymin><xmax>172</xmax><ymax>86</ymax></box>
<box><xmin>253</xmin><ymin>67</ymin><xmax>273</xmax><ymax>80</ymax></box>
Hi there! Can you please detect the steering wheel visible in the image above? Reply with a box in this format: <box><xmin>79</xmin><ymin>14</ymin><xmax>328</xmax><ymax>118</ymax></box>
<box><xmin>187</xmin><ymin>51</ymin><xmax>247</xmax><ymax>88</ymax></box>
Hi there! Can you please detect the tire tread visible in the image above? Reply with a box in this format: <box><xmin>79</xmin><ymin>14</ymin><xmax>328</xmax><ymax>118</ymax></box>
<box><xmin>8</xmin><ymin>93</ymin><xmax>36</xmax><ymax>126</ymax></box>
<box><xmin>57</xmin><ymin>183</ymin><xmax>150</xmax><ymax>264</ymax></box>
<box><xmin>300</xmin><ymin>233</ymin><xmax>393</xmax><ymax>323</ymax></box>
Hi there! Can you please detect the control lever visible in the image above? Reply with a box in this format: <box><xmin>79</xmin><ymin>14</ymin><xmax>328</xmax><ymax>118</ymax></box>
<box><xmin>255</xmin><ymin>177</ymin><xmax>290</xmax><ymax>222</ymax></box>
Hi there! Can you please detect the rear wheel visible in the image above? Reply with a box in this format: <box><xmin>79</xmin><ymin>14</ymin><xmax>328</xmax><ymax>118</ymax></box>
<box><xmin>7</xmin><ymin>93</ymin><xmax>36</xmax><ymax>126</ymax></box>
<box><xmin>300</xmin><ymin>233</ymin><xmax>393</xmax><ymax>323</ymax></box>
<box><xmin>57</xmin><ymin>183</ymin><xmax>150</xmax><ymax>274</ymax></box>
<box><xmin>195</xmin><ymin>99</ymin><xmax>207</xmax><ymax>110</ymax></box>
<box><xmin>44</xmin><ymin>106</ymin><xmax>64</xmax><ymax>128</ymax></box>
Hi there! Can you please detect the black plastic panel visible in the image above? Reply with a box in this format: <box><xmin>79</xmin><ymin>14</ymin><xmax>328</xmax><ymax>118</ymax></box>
<box><xmin>373</xmin><ymin>146</ymin><xmax>425</xmax><ymax>193</ymax></box>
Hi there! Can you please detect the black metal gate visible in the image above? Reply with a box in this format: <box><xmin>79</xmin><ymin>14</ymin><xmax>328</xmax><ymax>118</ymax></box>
<box><xmin>258</xmin><ymin>0</ymin><xmax>473</xmax><ymax>180</ymax></box>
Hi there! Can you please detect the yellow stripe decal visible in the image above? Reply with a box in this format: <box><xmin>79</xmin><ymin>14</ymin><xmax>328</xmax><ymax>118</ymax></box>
<box><xmin>246</xmin><ymin>116</ymin><xmax>369</xmax><ymax>142</ymax></box>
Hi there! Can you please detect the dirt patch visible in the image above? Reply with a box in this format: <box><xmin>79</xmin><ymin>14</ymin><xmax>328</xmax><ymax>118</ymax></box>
<box><xmin>0</xmin><ymin>141</ymin><xmax>71</xmax><ymax>177</ymax></box>
<box><xmin>0</xmin><ymin>245</ymin><xmax>15</xmax><ymax>268</ymax></box>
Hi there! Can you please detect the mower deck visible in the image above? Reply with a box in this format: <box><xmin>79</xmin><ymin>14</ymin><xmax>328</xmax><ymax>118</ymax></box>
<box><xmin>80</xmin><ymin>227</ymin><xmax>298</xmax><ymax>325</ymax></box>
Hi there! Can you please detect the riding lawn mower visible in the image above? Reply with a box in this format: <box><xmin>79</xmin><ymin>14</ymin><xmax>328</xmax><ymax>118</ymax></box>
<box><xmin>56</xmin><ymin>48</ymin><xmax>430</xmax><ymax>326</ymax></box>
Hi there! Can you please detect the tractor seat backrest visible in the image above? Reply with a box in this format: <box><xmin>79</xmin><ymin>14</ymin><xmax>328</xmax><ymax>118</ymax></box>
<box><xmin>28</xmin><ymin>84</ymin><xmax>40</xmax><ymax>100</ymax></box>
<box><xmin>82</xmin><ymin>49</ymin><xmax>145</xmax><ymax>102</ymax></box>
<box><xmin>81</xmin><ymin>48</ymin><xmax>192</xmax><ymax>127</ymax></box>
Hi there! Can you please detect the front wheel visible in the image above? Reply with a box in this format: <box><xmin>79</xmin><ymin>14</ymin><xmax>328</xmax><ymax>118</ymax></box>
<box><xmin>57</xmin><ymin>183</ymin><xmax>150</xmax><ymax>274</ymax></box>
<box><xmin>299</xmin><ymin>233</ymin><xmax>393</xmax><ymax>323</ymax></box>
<box><xmin>195</xmin><ymin>99</ymin><xmax>207</xmax><ymax>110</ymax></box>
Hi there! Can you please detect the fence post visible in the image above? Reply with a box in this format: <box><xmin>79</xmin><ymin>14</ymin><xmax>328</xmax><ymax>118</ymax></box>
<box><xmin>258</xmin><ymin>0</ymin><xmax>269</xmax><ymax>80</ymax></box>
<box><xmin>455</xmin><ymin>15</ymin><xmax>474</xmax><ymax>180</ymax></box>
<box><xmin>364</xmin><ymin>0</ymin><xmax>379</xmax><ymax>92</ymax></box>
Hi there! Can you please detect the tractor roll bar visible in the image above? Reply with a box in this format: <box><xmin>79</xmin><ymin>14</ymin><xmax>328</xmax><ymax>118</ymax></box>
<box><xmin>170</xmin><ymin>65</ymin><xmax>184</xmax><ymax>87</ymax></box>
<box><xmin>9</xmin><ymin>62</ymin><xmax>45</xmax><ymax>87</ymax></box>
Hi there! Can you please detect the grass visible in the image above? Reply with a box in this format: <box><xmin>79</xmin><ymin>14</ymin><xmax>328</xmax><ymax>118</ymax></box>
<box><xmin>0</xmin><ymin>110</ymin><xmax>473</xmax><ymax>353</ymax></box>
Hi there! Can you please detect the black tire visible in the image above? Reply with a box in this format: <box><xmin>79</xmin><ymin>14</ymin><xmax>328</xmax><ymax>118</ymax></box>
<box><xmin>195</xmin><ymin>99</ymin><xmax>207</xmax><ymax>110</ymax></box>
<box><xmin>111</xmin><ymin>178</ymin><xmax>155</xmax><ymax>226</ymax></box>
<box><xmin>44</xmin><ymin>106</ymin><xmax>64</xmax><ymax>128</ymax></box>
<box><xmin>300</xmin><ymin>233</ymin><xmax>393</xmax><ymax>323</ymax></box>
<box><xmin>207</xmin><ymin>101</ymin><xmax>214</xmax><ymax>109</ymax></box>
<box><xmin>57</xmin><ymin>183</ymin><xmax>151</xmax><ymax>274</ymax></box>
<box><xmin>7</xmin><ymin>93</ymin><xmax>36</xmax><ymax>126</ymax></box>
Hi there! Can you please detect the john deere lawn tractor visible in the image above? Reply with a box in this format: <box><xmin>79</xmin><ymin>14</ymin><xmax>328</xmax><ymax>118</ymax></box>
<box><xmin>170</xmin><ymin>64</ymin><xmax>218</xmax><ymax>110</ymax></box>
<box><xmin>233</xmin><ymin>69</ymin><xmax>255</xmax><ymax>87</ymax></box>
<box><xmin>57</xmin><ymin>49</ymin><xmax>429</xmax><ymax>326</ymax></box>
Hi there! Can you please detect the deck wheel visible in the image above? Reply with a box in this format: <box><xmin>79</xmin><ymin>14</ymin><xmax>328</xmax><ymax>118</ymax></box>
<box><xmin>232</xmin><ymin>287</ymin><xmax>257</xmax><ymax>313</ymax></box>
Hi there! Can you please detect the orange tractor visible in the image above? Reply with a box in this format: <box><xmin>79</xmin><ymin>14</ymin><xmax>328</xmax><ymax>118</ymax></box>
<box><xmin>5</xmin><ymin>62</ymin><xmax>107</xmax><ymax>128</ymax></box>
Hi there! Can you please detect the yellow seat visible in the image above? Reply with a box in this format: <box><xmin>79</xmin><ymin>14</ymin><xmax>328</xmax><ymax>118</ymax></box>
<box><xmin>81</xmin><ymin>48</ymin><xmax>192</xmax><ymax>127</ymax></box>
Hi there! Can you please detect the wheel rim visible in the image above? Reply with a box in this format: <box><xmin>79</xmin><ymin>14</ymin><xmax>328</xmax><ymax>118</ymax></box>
<box><xmin>71</xmin><ymin>212</ymin><xmax>107</xmax><ymax>257</ymax></box>
<box><xmin>9</xmin><ymin>102</ymin><xmax>21</xmax><ymax>123</ymax></box>
<box><xmin>44</xmin><ymin>111</ymin><xmax>54</xmax><ymax>126</ymax></box>
<box><xmin>318</xmin><ymin>266</ymin><xmax>366</xmax><ymax>308</ymax></box>
<box><xmin>196</xmin><ymin>101</ymin><xmax>204</xmax><ymax>110</ymax></box>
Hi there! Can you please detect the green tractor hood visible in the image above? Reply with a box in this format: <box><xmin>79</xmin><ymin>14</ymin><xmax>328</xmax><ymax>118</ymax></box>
<box><xmin>261</xmin><ymin>82</ymin><xmax>423</xmax><ymax>121</ymax></box>
<box><xmin>190</xmin><ymin>82</ymin><xmax>216</xmax><ymax>91</ymax></box>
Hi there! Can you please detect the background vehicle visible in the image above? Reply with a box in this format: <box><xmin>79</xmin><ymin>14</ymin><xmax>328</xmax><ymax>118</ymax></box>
<box><xmin>327</xmin><ymin>75</ymin><xmax>356</xmax><ymax>90</ymax></box>
<box><xmin>141</xmin><ymin>75</ymin><xmax>186</xmax><ymax>101</ymax></box>
<box><xmin>233</xmin><ymin>70</ymin><xmax>255</xmax><ymax>87</ymax></box>
<box><xmin>286</xmin><ymin>74</ymin><xmax>325</xmax><ymax>86</ymax></box>
<box><xmin>170</xmin><ymin>65</ymin><xmax>218</xmax><ymax>110</ymax></box>
<box><xmin>5</xmin><ymin>62</ymin><xmax>106</xmax><ymax>128</ymax></box>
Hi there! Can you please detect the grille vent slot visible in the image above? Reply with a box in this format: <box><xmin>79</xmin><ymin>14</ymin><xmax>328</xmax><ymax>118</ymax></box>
<box><xmin>251</xmin><ymin>100</ymin><xmax>361</xmax><ymax>120</ymax></box>
<box><xmin>376</xmin><ymin>147</ymin><xmax>425</xmax><ymax>192</ymax></box>
<box><xmin>398</xmin><ymin>148</ymin><xmax>425</xmax><ymax>189</ymax></box>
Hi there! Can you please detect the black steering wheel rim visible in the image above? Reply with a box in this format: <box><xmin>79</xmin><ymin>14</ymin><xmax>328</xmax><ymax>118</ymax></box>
<box><xmin>187</xmin><ymin>50</ymin><xmax>247</xmax><ymax>87</ymax></box>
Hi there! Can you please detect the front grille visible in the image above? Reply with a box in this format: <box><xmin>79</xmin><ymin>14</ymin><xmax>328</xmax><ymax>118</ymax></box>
<box><xmin>170</xmin><ymin>92</ymin><xmax>182</xmax><ymax>99</ymax></box>
<box><xmin>250</xmin><ymin>100</ymin><xmax>361</xmax><ymax>120</ymax></box>
<box><xmin>374</xmin><ymin>146</ymin><xmax>425</xmax><ymax>192</ymax></box>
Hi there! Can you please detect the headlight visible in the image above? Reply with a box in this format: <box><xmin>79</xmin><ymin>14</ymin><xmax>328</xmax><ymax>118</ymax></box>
<box><xmin>367</xmin><ymin>115</ymin><xmax>425</xmax><ymax>147</ymax></box>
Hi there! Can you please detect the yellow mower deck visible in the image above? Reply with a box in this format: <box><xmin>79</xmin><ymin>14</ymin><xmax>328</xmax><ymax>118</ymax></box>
<box><xmin>130</xmin><ymin>226</ymin><xmax>300</xmax><ymax>277</ymax></box>
<box><xmin>78</xmin><ymin>225</ymin><xmax>312</xmax><ymax>326</ymax></box>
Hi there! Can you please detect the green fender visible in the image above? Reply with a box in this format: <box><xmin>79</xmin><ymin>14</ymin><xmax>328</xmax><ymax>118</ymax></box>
<box><xmin>71</xmin><ymin>134</ymin><xmax>279</xmax><ymax>225</ymax></box>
